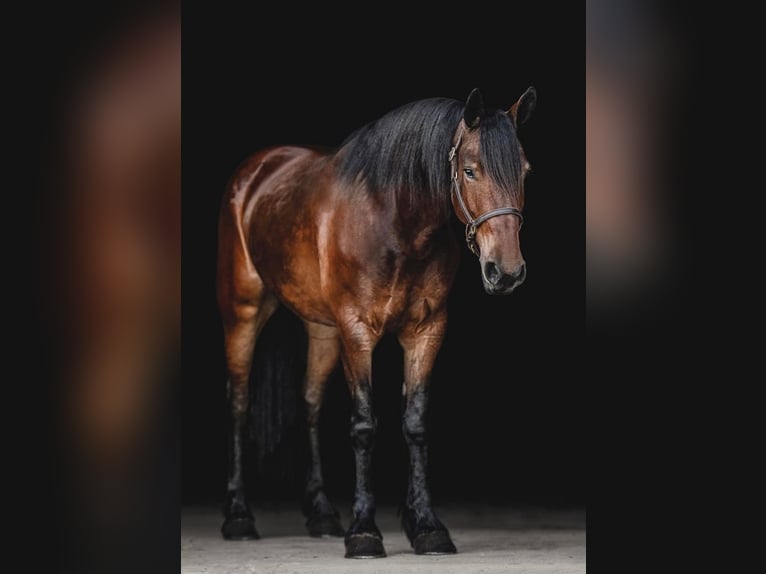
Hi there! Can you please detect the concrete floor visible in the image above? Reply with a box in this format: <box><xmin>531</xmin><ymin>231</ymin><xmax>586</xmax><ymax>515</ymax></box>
<box><xmin>182</xmin><ymin>505</ymin><xmax>586</xmax><ymax>574</ymax></box>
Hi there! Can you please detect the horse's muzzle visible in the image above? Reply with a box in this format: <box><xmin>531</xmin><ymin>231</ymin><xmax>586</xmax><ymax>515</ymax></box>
<box><xmin>483</xmin><ymin>261</ymin><xmax>526</xmax><ymax>294</ymax></box>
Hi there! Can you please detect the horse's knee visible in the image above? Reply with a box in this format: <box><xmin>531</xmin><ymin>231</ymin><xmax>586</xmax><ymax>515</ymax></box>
<box><xmin>403</xmin><ymin>387</ymin><xmax>428</xmax><ymax>445</ymax></box>
<box><xmin>350</xmin><ymin>417</ymin><xmax>376</xmax><ymax>449</ymax></box>
<box><xmin>349</xmin><ymin>380</ymin><xmax>376</xmax><ymax>448</ymax></box>
<box><xmin>403</xmin><ymin>414</ymin><xmax>426</xmax><ymax>446</ymax></box>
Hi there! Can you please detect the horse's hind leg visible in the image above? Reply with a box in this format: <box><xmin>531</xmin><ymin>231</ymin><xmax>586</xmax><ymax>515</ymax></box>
<box><xmin>302</xmin><ymin>321</ymin><xmax>344</xmax><ymax>537</ymax></box>
<box><xmin>219</xmin><ymin>282</ymin><xmax>278</xmax><ymax>540</ymax></box>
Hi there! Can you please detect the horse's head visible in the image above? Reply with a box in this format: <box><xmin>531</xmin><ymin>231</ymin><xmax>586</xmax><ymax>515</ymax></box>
<box><xmin>450</xmin><ymin>87</ymin><xmax>536</xmax><ymax>295</ymax></box>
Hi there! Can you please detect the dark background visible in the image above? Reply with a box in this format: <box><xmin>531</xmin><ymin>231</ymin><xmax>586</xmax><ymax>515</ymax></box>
<box><xmin>183</xmin><ymin>4</ymin><xmax>585</xmax><ymax>509</ymax></box>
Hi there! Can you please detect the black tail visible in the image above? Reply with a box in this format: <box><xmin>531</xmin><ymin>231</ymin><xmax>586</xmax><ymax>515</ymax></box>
<box><xmin>247</xmin><ymin>307</ymin><xmax>307</xmax><ymax>488</ymax></box>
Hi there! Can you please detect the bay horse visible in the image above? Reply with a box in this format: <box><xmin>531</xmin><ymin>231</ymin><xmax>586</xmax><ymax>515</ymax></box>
<box><xmin>217</xmin><ymin>87</ymin><xmax>536</xmax><ymax>558</ymax></box>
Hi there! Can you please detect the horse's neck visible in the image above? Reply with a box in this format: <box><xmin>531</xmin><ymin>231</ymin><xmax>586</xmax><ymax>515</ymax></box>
<box><xmin>389</xmin><ymin>199</ymin><xmax>452</xmax><ymax>257</ymax></box>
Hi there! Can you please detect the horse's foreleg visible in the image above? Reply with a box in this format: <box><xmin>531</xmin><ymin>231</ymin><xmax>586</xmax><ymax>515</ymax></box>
<box><xmin>302</xmin><ymin>322</ymin><xmax>344</xmax><ymax>537</ymax></box>
<box><xmin>399</xmin><ymin>315</ymin><xmax>457</xmax><ymax>555</ymax></box>
<box><xmin>340</xmin><ymin>323</ymin><xmax>385</xmax><ymax>558</ymax></box>
<box><xmin>220</xmin><ymin>296</ymin><xmax>278</xmax><ymax>540</ymax></box>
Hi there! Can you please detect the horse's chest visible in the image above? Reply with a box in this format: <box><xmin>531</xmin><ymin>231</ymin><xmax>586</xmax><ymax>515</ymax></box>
<box><xmin>362</xmin><ymin>263</ymin><xmax>435</xmax><ymax>334</ymax></box>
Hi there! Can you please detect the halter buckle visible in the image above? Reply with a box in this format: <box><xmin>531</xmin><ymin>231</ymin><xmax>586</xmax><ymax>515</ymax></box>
<box><xmin>465</xmin><ymin>224</ymin><xmax>480</xmax><ymax>257</ymax></box>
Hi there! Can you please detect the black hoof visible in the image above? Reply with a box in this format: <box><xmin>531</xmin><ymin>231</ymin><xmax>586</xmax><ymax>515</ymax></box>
<box><xmin>221</xmin><ymin>517</ymin><xmax>260</xmax><ymax>540</ymax></box>
<box><xmin>306</xmin><ymin>513</ymin><xmax>345</xmax><ymax>538</ymax></box>
<box><xmin>412</xmin><ymin>530</ymin><xmax>457</xmax><ymax>555</ymax></box>
<box><xmin>344</xmin><ymin>534</ymin><xmax>386</xmax><ymax>558</ymax></box>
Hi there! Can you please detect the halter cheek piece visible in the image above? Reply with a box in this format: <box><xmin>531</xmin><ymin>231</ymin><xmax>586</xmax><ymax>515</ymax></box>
<box><xmin>448</xmin><ymin>125</ymin><xmax>524</xmax><ymax>257</ymax></box>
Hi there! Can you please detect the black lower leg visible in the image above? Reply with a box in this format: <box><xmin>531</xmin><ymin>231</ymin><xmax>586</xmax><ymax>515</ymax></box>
<box><xmin>303</xmin><ymin>411</ymin><xmax>344</xmax><ymax>537</ymax></box>
<box><xmin>344</xmin><ymin>381</ymin><xmax>385</xmax><ymax>558</ymax></box>
<box><xmin>401</xmin><ymin>385</ymin><xmax>456</xmax><ymax>554</ymax></box>
<box><xmin>222</xmin><ymin>379</ymin><xmax>258</xmax><ymax>540</ymax></box>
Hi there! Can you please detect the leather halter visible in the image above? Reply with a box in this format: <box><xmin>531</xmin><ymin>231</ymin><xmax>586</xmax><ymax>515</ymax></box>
<box><xmin>448</xmin><ymin>125</ymin><xmax>524</xmax><ymax>257</ymax></box>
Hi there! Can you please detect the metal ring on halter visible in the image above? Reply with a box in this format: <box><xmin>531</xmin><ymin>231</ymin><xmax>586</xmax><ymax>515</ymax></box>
<box><xmin>448</xmin><ymin>124</ymin><xmax>524</xmax><ymax>258</ymax></box>
<box><xmin>465</xmin><ymin>223</ymin><xmax>479</xmax><ymax>256</ymax></box>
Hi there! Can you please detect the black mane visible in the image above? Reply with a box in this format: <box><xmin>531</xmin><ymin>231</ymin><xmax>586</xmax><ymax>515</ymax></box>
<box><xmin>336</xmin><ymin>97</ymin><xmax>523</xmax><ymax>218</ymax></box>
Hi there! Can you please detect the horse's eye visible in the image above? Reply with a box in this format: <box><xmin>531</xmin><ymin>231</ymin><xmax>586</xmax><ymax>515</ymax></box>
<box><xmin>463</xmin><ymin>168</ymin><xmax>475</xmax><ymax>180</ymax></box>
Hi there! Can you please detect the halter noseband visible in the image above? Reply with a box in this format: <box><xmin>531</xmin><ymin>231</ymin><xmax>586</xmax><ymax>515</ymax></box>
<box><xmin>448</xmin><ymin>125</ymin><xmax>524</xmax><ymax>257</ymax></box>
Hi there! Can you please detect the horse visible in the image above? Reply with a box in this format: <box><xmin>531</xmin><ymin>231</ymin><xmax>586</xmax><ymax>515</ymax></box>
<box><xmin>217</xmin><ymin>87</ymin><xmax>536</xmax><ymax>558</ymax></box>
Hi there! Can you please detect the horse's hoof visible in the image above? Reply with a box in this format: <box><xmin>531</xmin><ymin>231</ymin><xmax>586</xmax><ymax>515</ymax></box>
<box><xmin>344</xmin><ymin>534</ymin><xmax>386</xmax><ymax>558</ymax></box>
<box><xmin>221</xmin><ymin>517</ymin><xmax>260</xmax><ymax>540</ymax></box>
<box><xmin>306</xmin><ymin>513</ymin><xmax>345</xmax><ymax>538</ymax></box>
<box><xmin>412</xmin><ymin>530</ymin><xmax>457</xmax><ymax>555</ymax></box>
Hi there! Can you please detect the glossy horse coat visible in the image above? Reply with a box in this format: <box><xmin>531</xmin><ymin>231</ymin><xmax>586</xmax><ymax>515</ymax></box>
<box><xmin>217</xmin><ymin>87</ymin><xmax>536</xmax><ymax>557</ymax></box>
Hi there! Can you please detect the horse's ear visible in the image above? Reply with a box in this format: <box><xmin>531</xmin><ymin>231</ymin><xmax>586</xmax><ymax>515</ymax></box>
<box><xmin>464</xmin><ymin>88</ymin><xmax>484</xmax><ymax>128</ymax></box>
<box><xmin>508</xmin><ymin>86</ymin><xmax>536</xmax><ymax>127</ymax></box>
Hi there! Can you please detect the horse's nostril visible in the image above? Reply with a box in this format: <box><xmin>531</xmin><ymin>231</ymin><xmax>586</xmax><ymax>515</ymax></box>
<box><xmin>484</xmin><ymin>262</ymin><xmax>502</xmax><ymax>285</ymax></box>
